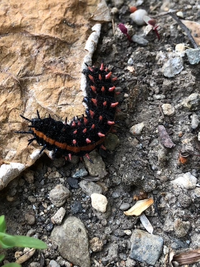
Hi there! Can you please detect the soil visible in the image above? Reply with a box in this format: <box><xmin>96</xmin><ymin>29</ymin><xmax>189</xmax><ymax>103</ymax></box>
<box><xmin>1</xmin><ymin>0</ymin><xmax>200</xmax><ymax>266</ymax></box>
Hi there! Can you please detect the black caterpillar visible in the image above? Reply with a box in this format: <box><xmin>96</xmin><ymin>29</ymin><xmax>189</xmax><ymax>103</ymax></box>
<box><xmin>17</xmin><ymin>63</ymin><xmax>118</xmax><ymax>161</ymax></box>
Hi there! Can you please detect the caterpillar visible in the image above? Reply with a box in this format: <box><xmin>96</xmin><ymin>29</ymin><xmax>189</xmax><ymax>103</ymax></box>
<box><xmin>17</xmin><ymin>63</ymin><xmax>118</xmax><ymax>161</ymax></box>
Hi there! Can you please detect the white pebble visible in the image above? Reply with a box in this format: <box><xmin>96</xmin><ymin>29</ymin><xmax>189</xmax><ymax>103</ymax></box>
<box><xmin>161</xmin><ymin>103</ymin><xmax>175</xmax><ymax>116</ymax></box>
<box><xmin>130</xmin><ymin>122</ymin><xmax>145</xmax><ymax>135</ymax></box>
<box><xmin>191</xmin><ymin>113</ymin><xmax>199</xmax><ymax>129</ymax></box>
<box><xmin>130</xmin><ymin>9</ymin><xmax>147</xmax><ymax>26</ymax></box>
<box><xmin>124</xmin><ymin>229</ymin><xmax>132</xmax><ymax>235</ymax></box>
<box><xmin>176</xmin><ymin>11</ymin><xmax>184</xmax><ymax>18</ymax></box>
<box><xmin>91</xmin><ymin>193</ymin><xmax>108</xmax><ymax>213</ymax></box>
<box><xmin>175</xmin><ymin>43</ymin><xmax>186</xmax><ymax>53</ymax></box>
<box><xmin>198</xmin><ymin>132</ymin><xmax>200</xmax><ymax>141</ymax></box>
<box><xmin>171</xmin><ymin>172</ymin><xmax>197</xmax><ymax>189</ymax></box>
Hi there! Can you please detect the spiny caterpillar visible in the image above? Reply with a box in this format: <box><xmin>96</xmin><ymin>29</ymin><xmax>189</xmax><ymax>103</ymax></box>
<box><xmin>17</xmin><ymin>63</ymin><xmax>119</xmax><ymax>161</ymax></box>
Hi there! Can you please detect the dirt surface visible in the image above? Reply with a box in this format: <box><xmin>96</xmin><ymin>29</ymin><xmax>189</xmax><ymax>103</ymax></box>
<box><xmin>1</xmin><ymin>0</ymin><xmax>200</xmax><ymax>266</ymax></box>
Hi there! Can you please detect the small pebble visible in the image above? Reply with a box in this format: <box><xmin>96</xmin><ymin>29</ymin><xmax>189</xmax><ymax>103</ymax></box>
<box><xmin>24</xmin><ymin>170</ymin><xmax>35</xmax><ymax>184</ymax></box>
<box><xmin>105</xmin><ymin>133</ymin><xmax>120</xmax><ymax>151</ymax></box>
<box><xmin>72</xmin><ymin>168</ymin><xmax>88</xmax><ymax>178</ymax></box>
<box><xmin>49</xmin><ymin>184</ymin><xmax>71</xmax><ymax>207</ymax></box>
<box><xmin>130</xmin><ymin>122</ymin><xmax>145</xmax><ymax>135</ymax></box>
<box><xmin>161</xmin><ymin>103</ymin><xmax>175</xmax><ymax>116</ymax></box>
<box><xmin>198</xmin><ymin>132</ymin><xmax>200</xmax><ymax>141</ymax></box>
<box><xmin>29</xmin><ymin>263</ymin><xmax>41</xmax><ymax>267</ymax></box>
<box><xmin>119</xmin><ymin>203</ymin><xmax>131</xmax><ymax>211</ymax></box>
<box><xmin>162</xmin><ymin>56</ymin><xmax>184</xmax><ymax>78</ymax></box>
<box><xmin>175</xmin><ymin>43</ymin><xmax>186</xmax><ymax>53</ymax></box>
<box><xmin>171</xmin><ymin>172</ymin><xmax>197</xmax><ymax>189</ymax></box>
<box><xmin>67</xmin><ymin>177</ymin><xmax>79</xmax><ymax>189</ymax></box>
<box><xmin>49</xmin><ymin>260</ymin><xmax>60</xmax><ymax>267</ymax></box>
<box><xmin>46</xmin><ymin>222</ymin><xmax>54</xmax><ymax>231</ymax></box>
<box><xmin>91</xmin><ymin>193</ymin><xmax>108</xmax><ymax>213</ymax></box>
<box><xmin>127</xmin><ymin>58</ymin><xmax>134</xmax><ymax>65</ymax></box>
<box><xmin>124</xmin><ymin>229</ymin><xmax>132</xmax><ymax>235</ymax></box>
<box><xmin>186</xmin><ymin>48</ymin><xmax>200</xmax><ymax>64</ymax></box>
<box><xmin>174</xmin><ymin>219</ymin><xmax>191</xmax><ymax>238</ymax></box>
<box><xmin>126</xmin><ymin>66</ymin><xmax>135</xmax><ymax>73</ymax></box>
<box><xmin>111</xmin><ymin>7</ymin><xmax>119</xmax><ymax>15</ymax></box>
<box><xmin>176</xmin><ymin>11</ymin><xmax>184</xmax><ymax>18</ymax></box>
<box><xmin>131</xmin><ymin>35</ymin><xmax>148</xmax><ymax>46</ymax></box>
<box><xmin>101</xmin><ymin>243</ymin><xmax>118</xmax><ymax>263</ymax></box>
<box><xmin>84</xmin><ymin>150</ymin><xmax>108</xmax><ymax>178</ymax></box>
<box><xmin>153</xmin><ymin>94</ymin><xmax>165</xmax><ymax>100</ymax></box>
<box><xmin>25</xmin><ymin>212</ymin><xmax>36</xmax><ymax>225</ymax></box>
<box><xmin>130</xmin><ymin>9</ymin><xmax>147</xmax><ymax>25</ymax></box>
<box><xmin>51</xmin><ymin>207</ymin><xmax>66</xmax><ymax>225</ymax></box>
<box><xmin>182</xmin><ymin>93</ymin><xmax>200</xmax><ymax>110</ymax></box>
<box><xmin>90</xmin><ymin>237</ymin><xmax>104</xmax><ymax>252</ymax></box>
<box><xmin>79</xmin><ymin>180</ymin><xmax>103</xmax><ymax>196</ymax></box>
<box><xmin>191</xmin><ymin>113</ymin><xmax>199</xmax><ymax>129</ymax></box>
<box><xmin>71</xmin><ymin>201</ymin><xmax>83</xmax><ymax>214</ymax></box>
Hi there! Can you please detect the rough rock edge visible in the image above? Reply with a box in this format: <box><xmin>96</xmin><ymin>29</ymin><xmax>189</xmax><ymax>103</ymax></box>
<box><xmin>0</xmin><ymin>23</ymin><xmax>102</xmax><ymax>190</ymax></box>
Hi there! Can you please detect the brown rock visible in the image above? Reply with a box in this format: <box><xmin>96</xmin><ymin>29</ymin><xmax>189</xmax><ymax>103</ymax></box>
<box><xmin>0</xmin><ymin>0</ymin><xmax>110</xmax><ymax>189</ymax></box>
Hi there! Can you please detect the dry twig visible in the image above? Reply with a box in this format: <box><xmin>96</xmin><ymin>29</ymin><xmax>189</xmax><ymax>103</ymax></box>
<box><xmin>158</xmin><ymin>10</ymin><xmax>198</xmax><ymax>48</ymax></box>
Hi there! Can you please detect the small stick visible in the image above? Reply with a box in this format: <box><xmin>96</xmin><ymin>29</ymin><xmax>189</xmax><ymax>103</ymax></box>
<box><xmin>158</xmin><ymin>10</ymin><xmax>198</xmax><ymax>48</ymax></box>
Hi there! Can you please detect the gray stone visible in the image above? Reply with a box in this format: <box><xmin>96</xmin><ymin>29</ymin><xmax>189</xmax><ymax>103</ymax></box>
<box><xmin>51</xmin><ymin>216</ymin><xmax>90</xmax><ymax>267</ymax></box>
<box><xmin>130</xmin><ymin>229</ymin><xmax>163</xmax><ymax>265</ymax></box>
<box><xmin>163</xmin><ymin>214</ymin><xmax>175</xmax><ymax>232</ymax></box>
<box><xmin>49</xmin><ymin>184</ymin><xmax>70</xmax><ymax>207</ymax></box>
<box><xmin>51</xmin><ymin>207</ymin><xmax>66</xmax><ymax>225</ymax></box>
<box><xmin>104</xmin><ymin>133</ymin><xmax>120</xmax><ymax>151</ymax></box>
<box><xmin>119</xmin><ymin>203</ymin><xmax>131</xmax><ymax>211</ymax></box>
<box><xmin>131</xmin><ymin>35</ymin><xmax>149</xmax><ymax>46</ymax></box>
<box><xmin>174</xmin><ymin>219</ymin><xmax>191</xmax><ymax>238</ymax></box>
<box><xmin>72</xmin><ymin>168</ymin><xmax>88</xmax><ymax>178</ymax></box>
<box><xmin>186</xmin><ymin>48</ymin><xmax>200</xmax><ymax>64</ymax></box>
<box><xmin>125</xmin><ymin>258</ymin><xmax>137</xmax><ymax>267</ymax></box>
<box><xmin>102</xmin><ymin>243</ymin><xmax>119</xmax><ymax>263</ymax></box>
<box><xmin>83</xmin><ymin>150</ymin><xmax>107</xmax><ymax>178</ymax></box>
<box><xmin>171</xmin><ymin>172</ymin><xmax>197</xmax><ymax>190</ymax></box>
<box><xmin>79</xmin><ymin>180</ymin><xmax>103</xmax><ymax>196</ymax></box>
<box><xmin>49</xmin><ymin>260</ymin><xmax>60</xmax><ymax>267</ymax></box>
<box><xmin>191</xmin><ymin>233</ymin><xmax>200</xmax><ymax>248</ymax></box>
<box><xmin>163</xmin><ymin>56</ymin><xmax>184</xmax><ymax>77</ymax></box>
<box><xmin>182</xmin><ymin>93</ymin><xmax>200</xmax><ymax>110</ymax></box>
<box><xmin>178</xmin><ymin>194</ymin><xmax>191</xmax><ymax>208</ymax></box>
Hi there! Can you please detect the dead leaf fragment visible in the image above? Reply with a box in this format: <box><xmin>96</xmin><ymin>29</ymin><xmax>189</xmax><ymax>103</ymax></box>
<box><xmin>15</xmin><ymin>248</ymin><xmax>36</xmax><ymax>264</ymax></box>
<box><xmin>90</xmin><ymin>0</ymin><xmax>111</xmax><ymax>22</ymax></box>
<box><xmin>140</xmin><ymin>213</ymin><xmax>153</xmax><ymax>234</ymax></box>
<box><xmin>173</xmin><ymin>249</ymin><xmax>200</xmax><ymax>265</ymax></box>
<box><xmin>124</xmin><ymin>198</ymin><xmax>154</xmax><ymax>216</ymax></box>
<box><xmin>182</xmin><ymin>20</ymin><xmax>200</xmax><ymax>46</ymax></box>
<box><xmin>158</xmin><ymin>125</ymin><xmax>175</xmax><ymax>148</ymax></box>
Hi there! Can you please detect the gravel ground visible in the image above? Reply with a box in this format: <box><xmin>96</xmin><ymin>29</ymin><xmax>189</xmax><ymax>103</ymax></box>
<box><xmin>1</xmin><ymin>0</ymin><xmax>200</xmax><ymax>266</ymax></box>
